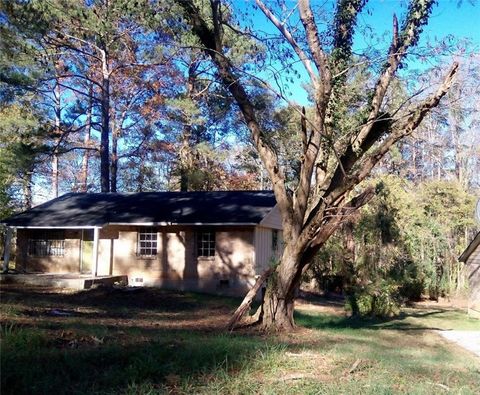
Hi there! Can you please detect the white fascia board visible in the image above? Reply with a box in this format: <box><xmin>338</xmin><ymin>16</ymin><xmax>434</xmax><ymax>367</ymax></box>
<box><xmin>107</xmin><ymin>222</ymin><xmax>258</xmax><ymax>226</ymax></box>
<box><xmin>11</xmin><ymin>225</ymin><xmax>102</xmax><ymax>229</ymax></box>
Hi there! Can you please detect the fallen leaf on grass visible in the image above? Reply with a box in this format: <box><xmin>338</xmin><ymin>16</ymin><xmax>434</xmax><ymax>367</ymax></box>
<box><xmin>348</xmin><ymin>358</ymin><xmax>362</xmax><ymax>374</ymax></box>
<box><xmin>91</xmin><ymin>336</ymin><xmax>104</xmax><ymax>345</ymax></box>
<box><xmin>432</xmin><ymin>382</ymin><xmax>450</xmax><ymax>391</ymax></box>
<box><xmin>165</xmin><ymin>374</ymin><xmax>181</xmax><ymax>386</ymax></box>
<box><xmin>273</xmin><ymin>373</ymin><xmax>316</xmax><ymax>382</ymax></box>
<box><xmin>285</xmin><ymin>351</ymin><xmax>320</xmax><ymax>359</ymax></box>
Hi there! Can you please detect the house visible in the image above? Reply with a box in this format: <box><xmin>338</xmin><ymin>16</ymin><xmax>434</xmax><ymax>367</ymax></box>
<box><xmin>459</xmin><ymin>232</ymin><xmax>480</xmax><ymax>317</ymax></box>
<box><xmin>1</xmin><ymin>191</ymin><xmax>283</xmax><ymax>296</ymax></box>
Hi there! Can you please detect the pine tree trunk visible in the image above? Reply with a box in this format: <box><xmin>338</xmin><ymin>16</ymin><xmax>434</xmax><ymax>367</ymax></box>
<box><xmin>178</xmin><ymin>61</ymin><xmax>198</xmax><ymax>192</ymax></box>
<box><xmin>52</xmin><ymin>154</ymin><xmax>59</xmax><ymax>198</ymax></box>
<box><xmin>180</xmin><ymin>169</ymin><xmax>188</xmax><ymax>191</ymax></box>
<box><xmin>137</xmin><ymin>152</ymin><xmax>145</xmax><ymax>192</ymax></box>
<box><xmin>80</xmin><ymin>84</ymin><xmax>93</xmax><ymax>192</ymax></box>
<box><xmin>23</xmin><ymin>171</ymin><xmax>32</xmax><ymax>209</ymax></box>
<box><xmin>179</xmin><ymin>128</ymin><xmax>192</xmax><ymax>192</ymax></box>
<box><xmin>52</xmin><ymin>71</ymin><xmax>61</xmax><ymax>198</ymax></box>
<box><xmin>110</xmin><ymin>117</ymin><xmax>118</xmax><ymax>193</ymax></box>
<box><xmin>100</xmin><ymin>48</ymin><xmax>110</xmax><ymax>193</ymax></box>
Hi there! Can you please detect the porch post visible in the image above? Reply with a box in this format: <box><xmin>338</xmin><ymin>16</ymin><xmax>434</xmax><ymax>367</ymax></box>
<box><xmin>2</xmin><ymin>227</ymin><xmax>13</xmax><ymax>273</ymax></box>
<box><xmin>93</xmin><ymin>227</ymin><xmax>100</xmax><ymax>277</ymax></box>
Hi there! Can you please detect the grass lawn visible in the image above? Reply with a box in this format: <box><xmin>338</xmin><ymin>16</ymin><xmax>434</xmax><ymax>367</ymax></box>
<box><xmin>1</xmin><ymin>285</ymin><xmax>479</xmax><ymax>394</ymax></box>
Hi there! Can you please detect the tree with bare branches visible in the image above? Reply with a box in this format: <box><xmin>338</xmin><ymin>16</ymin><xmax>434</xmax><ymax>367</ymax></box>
<box><xmin>175</xmin><ymin>0</ymin><xmax>459</xmax><ymax>331</ymax></box>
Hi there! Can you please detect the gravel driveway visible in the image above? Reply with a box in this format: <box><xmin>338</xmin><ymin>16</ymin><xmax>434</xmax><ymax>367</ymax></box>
<box><xmin>436</xmin><ymin>330</ymin><xmax>480</xmax><ymax>358</ymax></box>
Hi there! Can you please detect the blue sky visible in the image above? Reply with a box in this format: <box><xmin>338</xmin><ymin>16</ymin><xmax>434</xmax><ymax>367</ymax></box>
<box><xmin>235</xmin><ymin>0</ymin><xmax>480</xmax><ymax>104</ymax></box>
<box><xmin>358</xmin><ymin>0</ymin><xmax>479</xmax><ymax>52</ymax></box>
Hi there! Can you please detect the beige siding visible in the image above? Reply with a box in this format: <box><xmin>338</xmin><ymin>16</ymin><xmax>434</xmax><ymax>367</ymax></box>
<box><xmin>110</xmin><ymin>225</ymin><xmax>170</xmax><ymax>282</ymax></box>
<box><xmin>15</xmin><ymin>225</ymin><xmax>258</xmax><ymax>296</ymax></box>
<box><xmin>254</xmin><ymin>226</ymin><xmax>283</xmax><ymax>273</ymax></box>
<box><xmin>110</xmin><ymin>225</ymin><xmax>256</xmax><ymax>295</ymax></box>
<box><xmin>214</xmin><ymin>229</ymin><xmax>256</xmax><ymax>289</ymax></box>
<box><xmin>259</xmin><ymin>205</ymin><xmax>282</xmax><ymax>229</ymax></box>
<box><xmin>466</xmin><ymin>245</ymin><xmax>480</xmax><ymax>313</ymax></box>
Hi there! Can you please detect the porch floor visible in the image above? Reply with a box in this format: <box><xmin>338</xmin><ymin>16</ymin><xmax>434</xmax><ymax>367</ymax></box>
<box><xmin>0</xmin><ymin>273</ymin><xmax>128</xmax><ymax>290</ymax></box>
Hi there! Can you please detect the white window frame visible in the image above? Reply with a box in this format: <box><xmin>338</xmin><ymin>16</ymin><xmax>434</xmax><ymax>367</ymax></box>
<box><xmin>196</xmin><ymin>230</ymin><xmax>216</xmax><ymax>258</ymax></box>
<box><xmin>137</xmin><ymin>228</ymin><xmax>158</xmax><ymax>257</ymax></box>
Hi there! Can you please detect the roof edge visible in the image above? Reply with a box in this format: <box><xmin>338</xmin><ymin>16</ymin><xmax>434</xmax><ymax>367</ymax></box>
<box><xmin>0</xmin><ymin>192</ymin><xmax>77</xmax><ymax>226</ymax></box>
<box><xmin>459</xmin><ymin>232</ymin><xmax>480</xmax><ymax>263</ymax></box>
<box><xmin>7</xmin><ymin>226</ymin><xmax>101</xmax><ymax>229</ymax></box>
<box><xmin>107</xmin><ymin>222</ymin><xmax>259</xmax><ymax>226</ymax></box>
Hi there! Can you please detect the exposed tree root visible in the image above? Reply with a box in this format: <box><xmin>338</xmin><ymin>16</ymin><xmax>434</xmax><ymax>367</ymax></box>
<box><xmin>227</xmin><ymin>268</ymin><xmax>272</xmax><ymax>331</ymax></box>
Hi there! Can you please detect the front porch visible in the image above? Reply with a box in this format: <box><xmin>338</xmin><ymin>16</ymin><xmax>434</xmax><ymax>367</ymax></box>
<box><xmin>0</xmin><ymin>272</ymin><xmax>127</xmax><ymax>290</ymax></box>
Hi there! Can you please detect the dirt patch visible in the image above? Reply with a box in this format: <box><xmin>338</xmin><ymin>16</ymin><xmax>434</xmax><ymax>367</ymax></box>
<box><xmin>0</xmin><ymin>284</ymin><xmax>235</xmax><ymax>343</ymax></box>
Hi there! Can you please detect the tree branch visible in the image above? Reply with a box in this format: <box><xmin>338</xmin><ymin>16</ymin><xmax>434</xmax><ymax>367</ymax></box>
<box><xmin>255</xmin><ymin>0</ymin><xmax>319</xmax><ymax>87</ymax></box>
<box><xmin>328</xmin><ymin>62</ymin><xmax>459</xmax><ymax>205</ymax></box>
<box><xmin>176</xmin><ymin>0</ymin><xmax>294</xmax><ymax>234</ymax></box>
<box><xmin>352</xmin><ymin>0</ymin><xmax>436</xmax><ymax>152</ymax></box>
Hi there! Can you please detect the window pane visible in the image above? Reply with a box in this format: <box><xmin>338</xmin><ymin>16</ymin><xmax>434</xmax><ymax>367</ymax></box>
<box><xmin>137</xmin><ymin>228</ymin><xmax>157</xmax><ymax>256</ymax></box>
<box><xmin>196</xmin><ymin>231</ymin><xmax>215</xmax><ymax>257</ymax></box>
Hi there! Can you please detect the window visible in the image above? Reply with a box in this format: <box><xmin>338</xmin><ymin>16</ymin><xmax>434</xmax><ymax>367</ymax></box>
<box><xmin>196</xmin><ymin>231</ymin><xmax>216</xmax><ymax>257</ymax></box>
<box><xmin>28</xmin><ymin>231</ymin><xmax>65</xmax><ymax>257</ymax></box>
<box><xmin>272</xmin><ymin>229</ymin><xmax>279</xmax><ymax>251</ymax></box>
<box><xmin>137</xmin><ymin>228</ymin><xmax>158</xmax><ymax>257</ymax></box>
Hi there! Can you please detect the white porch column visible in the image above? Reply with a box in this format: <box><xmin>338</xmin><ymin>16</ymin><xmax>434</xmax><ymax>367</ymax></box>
<box><xmin>93</xmin><ymin>227</ymin><xmax>100</xmax><ymax>277</ymax></box>
<box><xmin>2</xmin><ymin>227</ymin><xmax>13</xmax><ymax>273</ymax></box>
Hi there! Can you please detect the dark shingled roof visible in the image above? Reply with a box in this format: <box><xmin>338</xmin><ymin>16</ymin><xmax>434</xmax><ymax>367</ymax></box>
<box><xmin>2</xmin><ymin>191</ymin><xmax>277</xmax><ymax>227</ymax></box>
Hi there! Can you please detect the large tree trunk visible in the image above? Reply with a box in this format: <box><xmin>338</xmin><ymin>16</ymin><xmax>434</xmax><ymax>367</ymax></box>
<box><xmin>110</xmin><ymin>117</ymin><xmax>118</xmax><ymax>193</ymax></box>
<box><xmin>52</xmin><ymin>154</ymin><xmax>59</xmax><ymax>198</ymax></box>
<box><xmin>100</xmin><ymin>48</ymin><xmax>110</xmax><ymax>193</ymax></box>
<box><xmin>80</xmin><ymin>84</ymin><xmax>93</xmax><ymax>192</ymax></box>
<box><xmin>179</xmin><ymin>126</ymin><xmax>192</xmax><ymax>192</ymax></box>
<box><xmin>259</xmin><ymin>250</ymin><xmax>302</xmax><ymax>331</ymax></box>
<box><xmin>52</xmin><ymin>71</ymin><xmax>61</xmax><ymax>198</ymax></box>
<box><xmin>110</xmin><ymin>136</ymin><xmax>118</xmax><ymax>192</ymax></box>
<box><xmin>178</xmin><ymin>61</ymin><xmax>198</xmax><ymax>192</ymax></box>
<box><xmin>261</xmin><ymin>287</ymin><xmax>296</xmax><ymax>331</ymax></box>
<box><xmin>23</xmin><ymin>171</ymin><xmax>33</xmax><ymax>209</ymax></box>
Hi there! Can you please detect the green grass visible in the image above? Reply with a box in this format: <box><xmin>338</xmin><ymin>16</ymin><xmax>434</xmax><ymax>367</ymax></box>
<box><xmin>295</xmin><ymin>306</ymin><xmax>480</xmax><ymax>331</ymax></box>
<box><xmin>1</xmin><ymin>286</ymin><xmax>479</xmax><ymax>394</ymax></box>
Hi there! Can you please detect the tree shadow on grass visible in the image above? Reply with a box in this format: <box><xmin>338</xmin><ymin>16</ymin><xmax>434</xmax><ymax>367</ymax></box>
<box><xmin>1</xmin><ymin>324</ymin><xmax>281</xmax><ymax>395</ymax></box>
<box><xmin>0</xmin><ymin>286</ymin><xmax>271</xmax><ymax>394</ymax></box>
<box><xmin>0</xmin><ymin>285</ymin><xmax>245</xmax><ymax>316</ymax></box>
<box><xmin>294</xmin><ymin>309</ymin><xmax>447</xmax><ymax>331</ymax></box>
<box><xmin>1</xmin><ymin>285</ymin><xmax>214</xmax><ymax>311</ymax></box>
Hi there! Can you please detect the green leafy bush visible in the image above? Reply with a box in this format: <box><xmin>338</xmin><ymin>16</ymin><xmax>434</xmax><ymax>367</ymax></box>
<box><xmin>308</xmin><ymin>176</ymin><xmax>477</xmax><ymax>317</ymax></box>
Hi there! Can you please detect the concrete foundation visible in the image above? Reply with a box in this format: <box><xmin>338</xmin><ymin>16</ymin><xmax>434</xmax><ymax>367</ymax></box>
<box><xmin>0</xmin><ymin>273</ymin><xmax>127</xmax><ymax>290</ymax></box>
